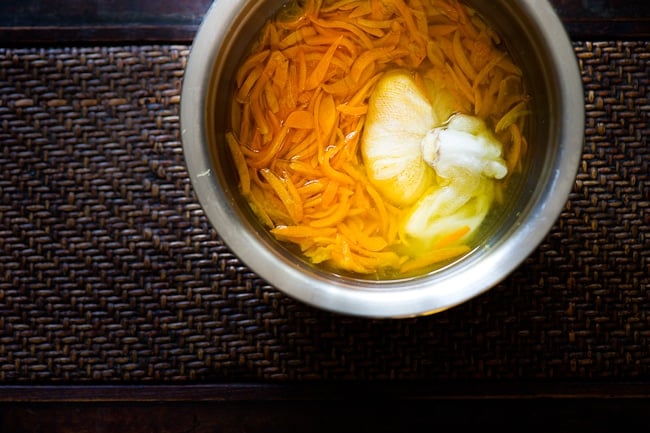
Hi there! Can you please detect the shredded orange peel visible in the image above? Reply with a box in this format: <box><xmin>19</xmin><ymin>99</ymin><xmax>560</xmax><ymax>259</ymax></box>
<box><xmin>227</xmin><ymin>0</ymin><xmax>529</xmax><ymax>276</ymax></box>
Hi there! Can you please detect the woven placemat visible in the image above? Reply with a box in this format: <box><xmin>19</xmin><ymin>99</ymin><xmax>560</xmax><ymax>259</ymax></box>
<box><xmin>0</xmin><ymin>42</ymin><xmax>648</xmax><ymax>383</ymax></box>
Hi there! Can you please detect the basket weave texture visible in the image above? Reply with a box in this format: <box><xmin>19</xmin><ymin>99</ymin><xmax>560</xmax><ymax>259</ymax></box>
<box><xmin>0</xmin><ymin>42</ymin><xmax>648</xmax><ymax>382</ymax></box>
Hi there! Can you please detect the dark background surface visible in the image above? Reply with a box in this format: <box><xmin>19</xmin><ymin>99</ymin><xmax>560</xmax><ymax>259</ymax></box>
<box><xmin>0</xmin><ymin>0</ymin><xmax>649</xmax><ymax>42</ymax></box>
<box><xmin>0</xmin><ymin>0</ymin><xmax>649</xmax><ymax>431</ymax></box>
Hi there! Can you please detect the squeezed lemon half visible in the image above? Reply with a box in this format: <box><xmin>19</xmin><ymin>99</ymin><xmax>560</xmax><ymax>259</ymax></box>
<box><xmin>361</xmin><ymin>70</ymin><xmax>438</xmax><ymax>207</ymax></box>
<box><xmin>361</xmin><ymin>70</ymin><xmax>509</xmax><ymax>249</ymax></box>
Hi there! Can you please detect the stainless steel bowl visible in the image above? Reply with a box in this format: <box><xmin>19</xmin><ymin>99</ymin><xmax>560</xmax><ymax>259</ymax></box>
<box><xmin>181</xmin><ymin>0</ymin><xmax>584</xmax><ymax>318</ymax></box>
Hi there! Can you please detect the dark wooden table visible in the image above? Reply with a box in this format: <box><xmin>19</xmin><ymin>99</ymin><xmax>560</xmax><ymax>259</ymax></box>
<box><xmin>1</xmin><ymin>0</ymin><xmax>649</xmax><ymax>43</ymax></box>
<box><xmin>0</xmin><ymin>0</ymin><xmax>649</xmax><ymax>431</ymax></box>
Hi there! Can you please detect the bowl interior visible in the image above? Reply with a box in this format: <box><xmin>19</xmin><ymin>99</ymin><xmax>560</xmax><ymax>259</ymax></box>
<box><xmin>182</xmin><ymin>0</ymin><xmax>584</xmax><ymax>317</ymax></box>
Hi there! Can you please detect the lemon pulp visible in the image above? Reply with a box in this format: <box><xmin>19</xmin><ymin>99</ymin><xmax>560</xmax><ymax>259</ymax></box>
<box><xmin>361</xmin><ymin>70</ymin><xmax>509</xmax><ymax>250</ymax></box>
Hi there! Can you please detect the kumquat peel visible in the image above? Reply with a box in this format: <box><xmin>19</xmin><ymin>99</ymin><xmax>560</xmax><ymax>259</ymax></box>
<box><xmin>226</xmin><ymin>0</ymin><xmax>530</xmax><ymax>278</ymax></box>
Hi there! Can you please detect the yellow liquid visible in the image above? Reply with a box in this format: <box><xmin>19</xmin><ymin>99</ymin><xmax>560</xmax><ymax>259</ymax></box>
<box><xmin>226</xmin><ymin>0</ymin><xmax>530</xmax><ymax>278</ymax></box>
